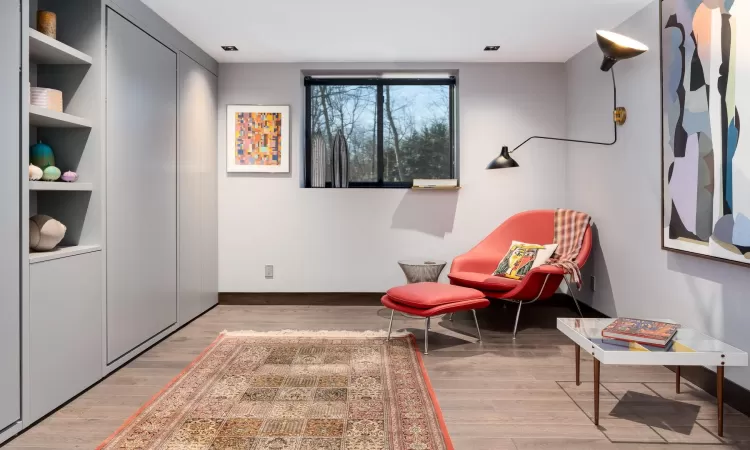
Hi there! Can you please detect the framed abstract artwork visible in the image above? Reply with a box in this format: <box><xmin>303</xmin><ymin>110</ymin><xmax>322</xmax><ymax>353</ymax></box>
<box><xmin>661</xmin><ymin>0</ymin><xmax>748</xmax><ymax>265</ymax></box>
<box><xmin>227</xmin><ymin>105</ymin><xmax>290</xmax><ymax>173</ymax></box>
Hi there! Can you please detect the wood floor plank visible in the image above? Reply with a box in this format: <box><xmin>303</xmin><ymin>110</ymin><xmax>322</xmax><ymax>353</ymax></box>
<box><xmin>3</xmin><ymin>303</ymin><xmax>748</xmax><ymax>449</ymax></box>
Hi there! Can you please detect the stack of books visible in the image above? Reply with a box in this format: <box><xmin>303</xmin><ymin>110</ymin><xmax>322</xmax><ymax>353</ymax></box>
<box><xmin>601</xmin><ymin>318</ymin><xmax>679</xmax><ymax>351</ymax></box>
<box><xmin>412</xmin><ymin>179</ymin><xmax>459</xmax><ymax>190</ymax></box>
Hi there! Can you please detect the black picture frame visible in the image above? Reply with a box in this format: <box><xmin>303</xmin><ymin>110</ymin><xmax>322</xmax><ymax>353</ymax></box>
<box><xmin>303</xmin><ymin>76</ymin><xmax>457</xmax><ymax>189</ymax></box>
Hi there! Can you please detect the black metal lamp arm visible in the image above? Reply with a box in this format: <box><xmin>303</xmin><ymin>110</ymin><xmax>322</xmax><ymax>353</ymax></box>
<box><xmin>510</xmin><ymin>69</ymin><xmax>619</xmax><ymax>154</ymax></box>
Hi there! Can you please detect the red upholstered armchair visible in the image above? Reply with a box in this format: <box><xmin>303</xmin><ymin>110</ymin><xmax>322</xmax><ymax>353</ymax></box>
<box><xmin>448</xmin><ymin>210</ymin><xmax>593</xmax><ymax>338</ymax></box>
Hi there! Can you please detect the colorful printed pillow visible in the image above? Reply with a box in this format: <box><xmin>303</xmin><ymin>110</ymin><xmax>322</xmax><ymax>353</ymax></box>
<box><xmin>493</xmin><ymin>241</ymin><xmax>558</xmax><ymax>280</ymax></box>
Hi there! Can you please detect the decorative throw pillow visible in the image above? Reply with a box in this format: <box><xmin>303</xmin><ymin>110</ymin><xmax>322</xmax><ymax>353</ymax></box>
<box><xmin>493</xmin><ymin>241</ymin><xmax>558</xmax><ymax>280</ymax></box>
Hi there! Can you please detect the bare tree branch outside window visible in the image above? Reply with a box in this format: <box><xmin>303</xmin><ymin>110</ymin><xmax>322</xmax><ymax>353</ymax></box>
<box><xmin>308</xmin><ymin>79</ymin><xmax>453</xmax><ymax>186</ymax></box>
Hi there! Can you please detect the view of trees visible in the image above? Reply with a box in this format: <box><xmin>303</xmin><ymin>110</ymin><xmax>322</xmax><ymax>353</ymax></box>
<box><xmin>309</xmin><ymin>83</ymin><xmax>452</xmax><ymax>184</ymax></box>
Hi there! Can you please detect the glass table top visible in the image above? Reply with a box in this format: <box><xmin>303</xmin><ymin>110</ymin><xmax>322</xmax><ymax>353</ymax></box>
<box><xmin>557</xmin><ymin>318</ymin><xmax>748</xmax><ymax>366</ymax></box>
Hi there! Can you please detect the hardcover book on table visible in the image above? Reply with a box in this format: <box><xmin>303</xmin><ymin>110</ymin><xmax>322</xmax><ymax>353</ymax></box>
<box><xmin>594</xmin><ymin>338</ymin><xmax>674</xmax><ymax>352</ymax></box>
<box><xmin>601</xmin><ymin>318</ymin><xmax>679</xmax><ymax>347</ymax></box>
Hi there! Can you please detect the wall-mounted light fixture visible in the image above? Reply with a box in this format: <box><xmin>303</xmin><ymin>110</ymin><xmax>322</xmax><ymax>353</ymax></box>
<box><xmin>487</xmin><ymin>30</ymin><xmax>648</xmax><ymax>170</ymax></box>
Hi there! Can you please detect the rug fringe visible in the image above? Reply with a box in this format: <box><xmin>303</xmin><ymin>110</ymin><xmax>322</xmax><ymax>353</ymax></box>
<box><xmin>221</xmin><ymin>329</ymin><xmax>411</xmax><ymax>338</ymax></box>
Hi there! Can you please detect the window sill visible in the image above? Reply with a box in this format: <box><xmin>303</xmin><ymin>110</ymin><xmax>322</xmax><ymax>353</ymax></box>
<box><xmin>411</xmin><ymin>186</ymin><xmax>461</xmax><ymax>191</ymax></box>
<box><xmin>303</xmin><ymin>185</ymin><xmax>461</xmax><ymax>190</ymax></box>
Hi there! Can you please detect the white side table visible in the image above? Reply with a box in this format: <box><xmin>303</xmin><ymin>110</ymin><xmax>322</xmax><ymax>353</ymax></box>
<box><xmin>557</xmin><ymin>318</ymin><xmax>748</xmax><ymax>437</ymax></box>
<box><xmin>398</xmin><ymin>259</ymin><xmax>447</xmax><ymax>284</ymax></box>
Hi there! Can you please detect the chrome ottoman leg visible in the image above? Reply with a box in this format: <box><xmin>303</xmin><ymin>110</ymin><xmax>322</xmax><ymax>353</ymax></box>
<box><xmin>472</xmin><ymin>309</ymin><xmax>482</xmax><ymax>342</ymax></box>
<box><xmin>387</xmin><ymin>310</ymin><xmax>394</xmax><ymax>340</ymax></box>
<box><xmin>424</xmin><ymin>316</ymin><xmax>430</xmax><ymax>354</ymax></box>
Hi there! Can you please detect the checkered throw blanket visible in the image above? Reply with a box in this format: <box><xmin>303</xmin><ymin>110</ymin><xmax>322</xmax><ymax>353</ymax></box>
<box><xmin>548</xmin><ymin>209</ymin><xmax>591</xmax><ymax>288</ymax></box>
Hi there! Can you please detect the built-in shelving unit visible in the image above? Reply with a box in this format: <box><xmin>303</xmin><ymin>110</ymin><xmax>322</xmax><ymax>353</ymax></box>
<box><xmin>23</xmin><ymin>1</ymin><xmax>104</xmax><ymax>426</ymax></box>
<box><xmin>29</xmin><ymin>245</ymin><xmax>101</xmax><ymax>264</ymax></box>
<box><xmin>4</xmin><ymin>0</ymin><xmax>219</xmax><ymax>440</ymax></box>
<box><xmin>28</xmin><ymin>28</ymin><xmax>92</xmax><ymax>65</ymax></box>
<box><xmin>29</xmin><ymin>105</ymin><xmax>92</xmax><ymax>128</ymax></box>
<box><xmin>29</xmin><ymin>181</ymin><xmax>93</xmax><ymax>191</ymax></box>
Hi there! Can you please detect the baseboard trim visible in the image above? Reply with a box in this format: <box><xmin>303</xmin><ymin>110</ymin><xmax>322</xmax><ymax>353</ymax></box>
<box><xmin>668</xmin><ymin>365</ymin><xmax>750</xmax><ymax>418</ymax></box>
<box><xmin>219</xmin><ymin>292</ymin><xmax>383</xmax><ymax>306</ymax></box>
<box><xmin>573</xmin><ymin>298</ymin><xmax>608</xmax><ymax>319</ymax></box>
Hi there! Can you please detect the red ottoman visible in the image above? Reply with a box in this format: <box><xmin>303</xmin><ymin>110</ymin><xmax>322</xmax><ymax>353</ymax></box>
<box><xmin>382</xmin><ymin>282</ymin><xmax>490</xmax><ymax>354</ymax></box>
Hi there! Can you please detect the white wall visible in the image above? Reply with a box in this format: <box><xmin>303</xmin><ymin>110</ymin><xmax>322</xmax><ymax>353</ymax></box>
<box><xmin>218</xmin><ymin>63</ymin><xmax>568</xmax><ymax>292</ymax></box>
<box><xmin>566</xmin><ymin>1</ymin><xmax>750</xmax><ymax>390</ymax></box>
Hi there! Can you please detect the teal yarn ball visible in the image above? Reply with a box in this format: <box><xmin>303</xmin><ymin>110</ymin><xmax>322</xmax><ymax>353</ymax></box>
<box><xmin>30</xmin><ymin>141</ymin><xmax>55</xmax><ymax>169</ymax></box>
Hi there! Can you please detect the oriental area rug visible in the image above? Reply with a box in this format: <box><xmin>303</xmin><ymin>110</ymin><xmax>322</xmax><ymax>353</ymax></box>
<box><xmin>98</xmin><ymin>331</ymin><xmax>453</xmax><ymax>450</ymax></box>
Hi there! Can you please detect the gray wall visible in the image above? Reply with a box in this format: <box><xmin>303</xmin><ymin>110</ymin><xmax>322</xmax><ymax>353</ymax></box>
<box><xmin>218</xmin><ymin>62</ymin><xmax>569</xmax><ymax>292</ymax></box>
<box><xmin>565</xmin><ymin>1</ymin><xmax>750</xmax><ymax>390</ymax></box>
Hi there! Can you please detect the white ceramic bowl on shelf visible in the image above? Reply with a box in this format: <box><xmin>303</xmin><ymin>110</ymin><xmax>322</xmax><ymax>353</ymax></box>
<box><xmin>30</xmin><ymin>87</ymin><xmax>63</xmax><ymax>113</ymax></box>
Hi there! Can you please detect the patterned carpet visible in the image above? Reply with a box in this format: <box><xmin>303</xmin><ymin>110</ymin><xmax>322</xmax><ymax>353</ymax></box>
<box><xmin>98</xmin><ymin>331</ymin><xmax>453</xmax><ymax>450</ymax></box>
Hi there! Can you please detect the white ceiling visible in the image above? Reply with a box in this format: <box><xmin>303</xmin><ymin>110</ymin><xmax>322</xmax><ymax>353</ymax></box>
<box><xmin>141</xmin><ymin>0</ymin><xmax>653</xmax><ymax>63</ymax></box>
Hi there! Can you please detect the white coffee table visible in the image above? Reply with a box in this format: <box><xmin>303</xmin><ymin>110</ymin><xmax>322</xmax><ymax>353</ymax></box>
<box><xmin>557</xmin><ymin>318</ymin><xmax>748</xmax><ymax>437</ymax></box>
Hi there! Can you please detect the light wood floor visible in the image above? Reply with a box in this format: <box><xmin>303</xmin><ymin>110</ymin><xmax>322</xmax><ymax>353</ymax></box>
<box><xmin>4</xmin><ymin>302</ymin><xmax>750</xmax><ymax>449</ymax></box>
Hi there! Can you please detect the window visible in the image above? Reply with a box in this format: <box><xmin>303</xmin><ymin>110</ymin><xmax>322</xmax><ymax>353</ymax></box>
<box><xmin>304</xmin><ymin>76</ymin><xmax>456</xmax><ymax>188</ymax></box>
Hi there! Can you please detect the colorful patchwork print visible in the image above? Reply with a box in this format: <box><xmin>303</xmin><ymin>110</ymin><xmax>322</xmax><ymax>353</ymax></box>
<box><xmin>235</xmin><ymin>112</ymin><xmax>283</xmax><ymax>166</ymax></box>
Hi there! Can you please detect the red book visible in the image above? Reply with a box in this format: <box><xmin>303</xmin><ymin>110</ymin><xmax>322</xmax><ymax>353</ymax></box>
<box><xmin>601</xmin><ymin>318</ymin><xmax>679</xmax><ymax>347</ymax></box>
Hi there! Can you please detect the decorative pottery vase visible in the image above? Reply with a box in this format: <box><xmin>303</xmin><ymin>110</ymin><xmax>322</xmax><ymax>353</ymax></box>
<box><xmin>30</xmin><ymin>141</ymin><xmax>55</xmax><ymax>169</ymax></box>
<box><xmin>42</xmin><ymin>166</ymin><xmax>61</xmax><ymax>181</ymax></box>
<box><xmin>332</xmin><ymin>131</ymin><xmax>349</xmax><ymax>188</ymax></box>
<box><xmin>311</xmin><ymin>134</ymin><xmax>326</xmax><ymax>187</ymax></box>
<box><xmin>29</xmin><ymin>164</ymin><xmax>43</xmax><ymax>181</ymax></box>
<box><xmin>29</xmin><ymin>215</ymin><xmax>66</xmax><ymax>251</ymax></box>
<box><xmin>37</xmin><ymin>11</ymin><xmax>57</xmax><ymax>39</ymax></box>
<box><xmin>30</xmin><ymin>87</ymin><xmax>63</xmax><ymax>112</ymax></box>
<box><xmin>61</xmin><ymin>171</ymin><xmax>78</xmax><ymax>182</ymax></box>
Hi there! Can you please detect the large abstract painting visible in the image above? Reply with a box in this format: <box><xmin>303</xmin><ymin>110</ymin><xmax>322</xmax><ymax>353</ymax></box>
<box><xmin>662</xmin><ymin>0</ymin><xmax>749</xmax><ymax>264</ymax></box>
<box><xmin>227</xmin><ymin>105</ymin><xmax>289</xmax><ymax>173</ymax></box>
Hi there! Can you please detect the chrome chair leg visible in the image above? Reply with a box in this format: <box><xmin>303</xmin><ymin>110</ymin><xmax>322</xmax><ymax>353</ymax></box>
<box><xmin>424</xmin><ymin>317</ymin><xmax>430</xmax><ymax>355</ymax></box>
<box><xmin>448</xmin><ymin>312</ymin><xmax>454</xmax><ymax>321</ymax></box>
<box><xmin>472</xmin><ymin>309</ymin><xmax>482</xmax><ymax>342</ymax></box>
<box><xmin>387</xmin><ymin>310</ymin><xmax>394</xmax><ymax>341</ymax></box>
<box><xmin>513</xmin><ymin>301</ymin><xmax>523</xmax><ymax>340</ymax></box>
<box><xmin>565</xmin><ymin>276</ymin><xmax>585</xmax><ymax>318</ymax></box>
<box><xmin>510</xmin><ymin>273</ymin><xmax>551</xmax><ymax>340</ymax></box>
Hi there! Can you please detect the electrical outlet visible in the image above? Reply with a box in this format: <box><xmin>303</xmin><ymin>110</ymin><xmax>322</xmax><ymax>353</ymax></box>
<box><xmin>590</xmin><ymin>275</ymin><xmax>596</xmax><ymax>292</ymax></box>
<box><xmin>265</xmin><ymin>265</ymin><xmax>274</xmax><ymax>279</ymax></box>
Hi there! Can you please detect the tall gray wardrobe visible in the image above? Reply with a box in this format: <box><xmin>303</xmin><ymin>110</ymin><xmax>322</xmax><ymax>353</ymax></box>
<box><xmin>1</xmin><ymin>0</ymin><xmax>219</xmax><ymax>443</ymax></box>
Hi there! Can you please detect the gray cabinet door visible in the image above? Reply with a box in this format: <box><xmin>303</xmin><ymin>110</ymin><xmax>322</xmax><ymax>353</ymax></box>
<box><xmin>178</xmin><ymin>53</ymin><xmax>218</xmax><ymax>325</ymax></box>
<box><xmin>106</xmin><ymin>9</ymin><xmax>177</xmax><ymax>363</ymax></box>
<box><xmin>0</xmin><ymin>0</ymin><xmax>21</xmax><ymax>431</ymax></box>
<box><xmin>29</xmin><ymin>252</ymin><xmax>102</xmax><ymax>423</ymax></box>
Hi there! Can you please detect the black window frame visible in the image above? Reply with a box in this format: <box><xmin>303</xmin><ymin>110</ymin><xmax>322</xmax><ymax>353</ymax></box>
<box><xmin>304</xmin><ymin>76</ymin><xmax>457</xmax><ymax>189</ymax></box>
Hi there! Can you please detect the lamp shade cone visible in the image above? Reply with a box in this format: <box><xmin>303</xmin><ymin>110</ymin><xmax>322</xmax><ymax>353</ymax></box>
<box><xmin>596</xmin><ymin>30</ymin><xmax>648</xmax><ymax>71</ymax></box>
<box><xmin>487</xmin><ymin>146</ymin><xmax>519</xmax><ymax>169</ymax></box>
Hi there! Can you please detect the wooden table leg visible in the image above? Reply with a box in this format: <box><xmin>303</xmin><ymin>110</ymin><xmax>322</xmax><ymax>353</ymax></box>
<box><xmin>717</xmin><ymin>366</ymin><xmax>724</xmax><ymax>437</ymax></box>
<box><xmin>676</xmin><ymin>366</ymin><xmax>681</xmax><ymax>394</ymax></box>
<box><xmin>575</xmin><ymin>345</ymin><xmax>581</xmax><ymax>386</ymax></box>
<box><xmin>593</xmin><ymin>358</ymin><xmax>600</xmax><ymax>426</ymax></box>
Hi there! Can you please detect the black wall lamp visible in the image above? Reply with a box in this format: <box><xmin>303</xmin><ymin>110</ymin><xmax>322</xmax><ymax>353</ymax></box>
<box><xmin>487</xmin><ymin>30</ymin><xmax>648</xmax><ymax>170</ymax></box>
